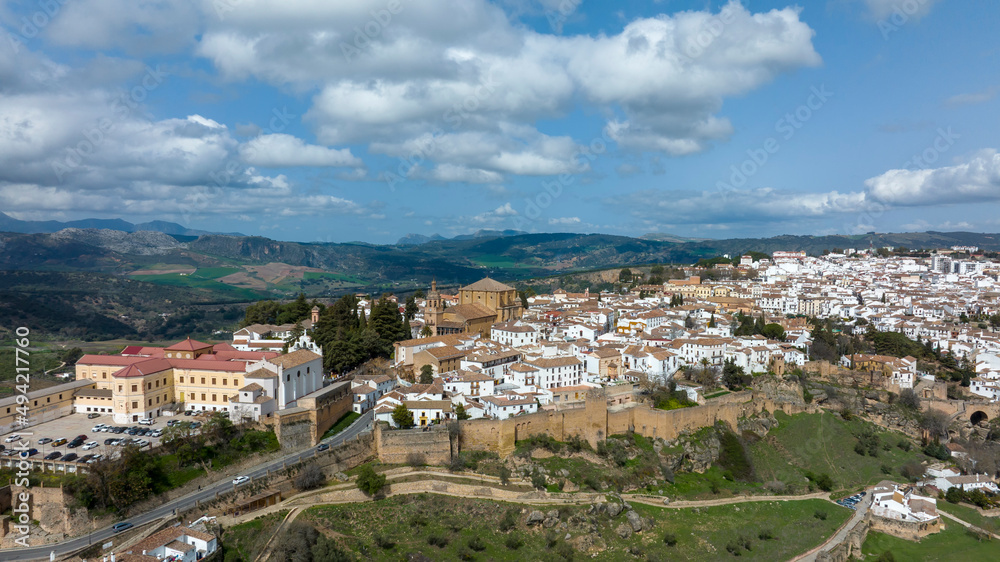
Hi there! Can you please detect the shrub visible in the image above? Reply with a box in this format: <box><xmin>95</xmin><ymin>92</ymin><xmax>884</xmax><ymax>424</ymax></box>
<box><xmin>356</xmin><ymin>464</ymin><xmax>387</xmax><ymax>496</ymax></box>
<box><xmin>584</xmin><ymin>475</ymin><xmax>601</xmax><ymax>491</ymax></box>
<box><xmin>897</xmin><ymin>440</ymin><xmax>912</xmax><ymax>452</ymax></box>
<box><xmin>663</xmin><ymin>532</ymin><xmax>678</xmax><ymax>546</ymax></box>
<box><xmin>531</xmin><ymin>471</ymin><xmax>547</xmax><ymax>490</ymax></box>
<box><xmin>757</xmin><ymin>529</ymin><xmax>775</xmax><ymax>541</ymax></box>
<box><xmin>468</xmin><ymin>536</ymin><xmax>486</xmax><ymax>552</ymax></box>
<box><xmin>814</xmin><ymin>510</ymin><xmax>828</xmax><ymax>521</ymax></box>
<box><xmin>406</xmin><ymin>452</ymin><xmax>426</xmax><ymax>466</ymax></box>
<box><xmin>900</xmin><ymin>462</ymin><xmax>924</xmax><ymax>482</ymax></box>
<box><xmin>725</xmin><ymin>541</ymin><xmax>742</xmax><ymax>556</ymax></box>
<box><xmin>499</xmin><ymin>509</ymin><xmax>517</xmax><ymax>532</ymax></box>
<box><xmin>294</xmin><ymin>464</ymin><xmax>326</xmax><ymax>491</ymax></box>
<box><xmin>427</xmin><ymin>535</ymin><xmax>449</xmax><ymax>548</ymax></box>
<box><xmin>897</xmin><ymin>389</ymin><xmax>920</xmax><ymax>410</ymax></box>
<box><xmin>374</xmin><ymin>534</ymin><xmax>395</xmax><ymax>550</ymax></box>
<box><xmin>710</xmin><ymin>480</ymin><xmax>721</xmax><ymax>494</ymax></box>
<box><xmin>499</xmin><ymin>465</ymin><xmax>511</xmax><ymax>486</ymax></box>
<box><xmin>880</xmin><ymin>464</ymin><xmax>893</xmax><ymax>475</ymax></box>
<box><xmin>876</xmin><ymin>551</ymin><xmax>896</xmax><ymax>562</ymax></box>
<box><xmin>457</xmin><ymin>548</ymin><xmax>475</xmax><ymax>561</ymax></box>
<box><xmin>923</xmin><ymin>442</ymin><xmax>951</xmax><ymax>461</ymax></box>
<box><xmin>505</xmin><ymin>535</ymin><xmax>523</xmax><ymax>550</ymax></box>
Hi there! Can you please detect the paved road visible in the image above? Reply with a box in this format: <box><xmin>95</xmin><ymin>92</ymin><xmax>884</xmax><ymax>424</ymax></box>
<box><xmin>3</xmin><ymin>411</ymin><xmax>373</xmax><ymax>562</ymax></box>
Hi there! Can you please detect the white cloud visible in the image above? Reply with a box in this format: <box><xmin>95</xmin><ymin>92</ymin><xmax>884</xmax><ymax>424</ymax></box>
<box><xmin>944</xmin><ymin>87</ymin><xmax>999</xmax><ymax>107</ymax></box>
<box><xmin>864</xmin><ymin>149</ymin><xmax>1000</xmax><ymax>207</ymax></box>
<box><xmin>197</xmin><ymin>0</ymin><xmax>819</xmax><ymax>167</ymax></box>
<box><xmin>549</xmin><ymin>217</ymin><xmax>581</xmax><ymax>225</ymax></box>
<box><xmin>239</xmin><ymin>134</ymin><xmax>363</xmax><ymax>167</ymax></box>
<box><xmin>428</xmin><ymin>164</ymin><xmax>503</xmax><ymax>184</ymax></box>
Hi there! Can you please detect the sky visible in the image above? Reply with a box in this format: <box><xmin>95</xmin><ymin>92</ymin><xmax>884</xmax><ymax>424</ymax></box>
<box><xmin>1</xmin><ymin>0</ymin><xmax>998</xmax><ymax>244</ymax></box>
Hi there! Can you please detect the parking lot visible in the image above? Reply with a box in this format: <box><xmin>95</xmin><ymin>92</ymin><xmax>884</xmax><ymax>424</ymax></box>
<box><xmin>0</xmin><ymin>412</ymin><xmax>205</xmax><ymax>465</ymax></box>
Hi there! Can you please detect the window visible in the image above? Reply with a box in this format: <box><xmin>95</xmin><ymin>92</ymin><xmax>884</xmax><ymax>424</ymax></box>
<box><xmin>201</xmin><ymin>393</ymin><xmax>206</xmax><ymax>401</ymax></box>
<box><xmin>132</xmin><ymin>401</ymin><xmax>138</xmax><ymax>409</ymax></box>
<box><xmin>179</xmin><ymin>376</ymin><xmax>184</xmax><ymax>383</ymax></box>
<box><xmin>131</xmin><ymin>384</ymin><xmax>138</xmax><ymax>392</ymax></box>
<box><xmin>212</xmin><ymin>394</ymin><xmax>217</xmax><ymax>402</ymax></box>
<box><xmin>47</xmin><ymin>397</ymin><xmax>50</xmax><ymax>403</ymax></box>
<box><xmin>118</xmin><ymin>385</ymin><xmax>123</xmax><ymax>392</ymax></box>
<box><xmin>156</xmin><ymin>396</ymin><xmax>160</xmax><ymax>403</ymax></box>
<box><xmin>222</xmin><ymin>379</ymin><xmax>227</xmax><ymax>386</ymax></box>
<box><xmin>148</xmin><ymin>399</ymin><xmax>152</xmax><ymax>406</ymax></box>
<box><xmin>155</xmin><ymin>380</ymin><xmax>159</xmax><ymax>388</ymax></box>
<box><xmin>212</xmin><ymin>378</ymin><xmax>216</xmax><ymax>385</ymax></box>
<box><xmin>201</xmin><ymin>377</ymin><xmax>206</xmax><ymax>384</ymax></box>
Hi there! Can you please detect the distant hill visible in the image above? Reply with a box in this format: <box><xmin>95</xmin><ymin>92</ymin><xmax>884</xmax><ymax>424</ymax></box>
<box><xmin>0</xmin><ymin>212</ymin><xmax>244</xmax><ymax>237</ymax></box>
<box><xmin>640</xmin><ymin>232</ymin><xmax>712</xmax><ymax>243</ymax></box>
<box><xmin>396</xmin><ymin>229</ymin><xmax>526</xmax><ymax>246</ymax></box>
<box><xmin>2</xmin><ymin>227</ymin><xmax>1000</xmax><ymax>295</ymax></box>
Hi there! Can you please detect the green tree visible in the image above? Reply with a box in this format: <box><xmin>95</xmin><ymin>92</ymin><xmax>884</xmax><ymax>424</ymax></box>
<box><xmin>618</xmin><ymin>268</ymin><xmax>633</xmax><ymax>283</ymax></box>
<box><xmin>455</xmin><ymin>403</ymin><xmax>470</xmax><ymax>420</ymax></box>
<box><xmin>392</xmin><ymin>404</ymin><xmax>415</xmax><ymax>428</ymax></box>
<box><xmin>356</xmin><ymin>464</ymin><xmax>387</xmax><ymax>496</ymax></box>
<box><xmin>404</xmin><ymin>295</ymin><xmax>419</xmax><ymax>320</ymax></box>
<box><xmin>761</xmin><ymin>323</ymin><xmax>786</xmax><ymax>341</ymax></box>
<box><xmin>419</xmin><ymin>364</ymin><xmax>434</xmax><ymax>384</ymax></box>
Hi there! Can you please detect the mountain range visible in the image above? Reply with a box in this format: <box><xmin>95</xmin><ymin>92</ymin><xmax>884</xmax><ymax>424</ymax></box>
<box><xmin>0</xmin><ymin>212</ymin><xmax>244</xmax><ymax>237</ymax></box>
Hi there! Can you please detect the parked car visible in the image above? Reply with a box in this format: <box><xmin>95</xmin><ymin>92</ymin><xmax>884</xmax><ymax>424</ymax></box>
<box><xmin>62</xmin><ymin>453</ymin><xmax>78</xmax><ymax>462</ymax></box>
<box><xmin>67</xmin><ymin>440</ymin><xmax>83</xmax><ymax>449</ymax></box>
<box><xmin>317</xmin><ymin>443</ymin><xmax>329</xmax><ymax>451</ymax></box>
<box><xmin>4</xmin><ymin>434</ymin><xmax>21</xmax><ymax>443</ymax></box>
<box><xmin>78</xmin><ymin>454</ymin><xmax>94</xmax><ymax>463</ymax></box>
<box><xmin>91</xmin><ymin>425</ymin><xmax>105</xmax><ymax>433</ymax></box>
<box><xmin>44</xmin><ymin>452</ymin><xmax>62</xmax><ymax>460</ymax></box>
<box><xmin>76</xmin><ymin>434</ymin><xmax>88</xmax><ymax>440</ymax></box>
<box><xmin>134</xmin><ymin>439</ymin><xmax>149</xmax><ymax>447</ymax></box>
<box><xmin>232</xmin><ymin>476</ymin><xmax>251</xmax><ymax>486</ymax></box>
<box><xmin>150</xmin><ymin>429</ymin><xmax>163</xmax><ymax>437</ymax></box>
<box><xmin>167</xmin><ymin>419</ymin><xmax>180</xmax><ymax>426</ymax></box>
<box><xmin>139</xmin><ymin>418</ymin><xmax>155</xmax><ymax>426</ymax></box>
<box><xmin>104</xmin><ymin>438</ymin><xmax>118</xmax><ymax>446</ymax></box>
<box><xmin>112</xmin><ymin>522</ymin><xmax>133</xmax><ymax>533</ymax></box>
<box><xmin>87</xmin><ymin>454</ymin><xmax>104</xmax><ymax>464</ymax></box>
<box><xmin>0</xmin><ymin>444</ymin><xmax>5</xmax><ymax>452</ymax></box>
<box><xmin>37</xmin><ymin>437</ymin><xmax>53</xmax><ymax>445</ymax></box>
<box><xmin>52</xmin><ymin>438</ymin><xmax>67</xmax><ymax>446</ymax></box>
<box><xmin>184</xmin><ymin>410</ymin><xmax>194</xmax><ymax>416</ymax></box>
<box><xmin>82</xmin><ymin>441</ymin><xmax>99</xmax><ymax>450</ymax></box>
<box><xmin>87</xmin><ymin>413</ymin><xmax>101</xmax><ymax>419</ymax></box>
<box><xmin>20</xmin><ymin>448</ymin><xmax>38</xmax><ymax>457</ymax></box>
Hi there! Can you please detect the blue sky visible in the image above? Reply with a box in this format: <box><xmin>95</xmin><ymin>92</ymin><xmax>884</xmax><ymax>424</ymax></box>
<box><xmin>1</xmin><ymin>0</ymin><xmax>997</xmax><ymax>244</ymax></box>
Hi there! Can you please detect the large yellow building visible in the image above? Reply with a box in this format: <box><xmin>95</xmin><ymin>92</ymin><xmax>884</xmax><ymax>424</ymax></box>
<box><xmin>424</xmin><ymin>277</ymin><xmax>523</xmax><ymax>338</ymax></box>
<box><xmin>75</xmin><ymin>338</ymin><xmax>323</xmax><ymax>423</ymax></box>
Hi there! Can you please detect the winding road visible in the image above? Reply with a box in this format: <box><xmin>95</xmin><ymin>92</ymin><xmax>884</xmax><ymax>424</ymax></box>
<box><xmin>2</xmin><ymin>411</ymin><xmax>373</xmax><ymax>562</ymax></box>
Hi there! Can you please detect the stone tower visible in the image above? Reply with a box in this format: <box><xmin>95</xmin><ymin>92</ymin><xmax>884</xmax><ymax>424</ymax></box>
<box><xmin>424</xmin><ymin>280</ymin><xmax>444</xmax><ymax>336</ymax></box>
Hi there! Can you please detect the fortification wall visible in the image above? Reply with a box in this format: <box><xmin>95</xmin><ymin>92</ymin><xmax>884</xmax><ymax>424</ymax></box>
<box><xmin>869</xmin><ymin>513</ymin><xmax>941</xmax><ymax>541</ymax></box>
<box><xmin>454</xmin><ymin>390</ymin><xmax>813</xmax><ymax>458</ymax></box>
<box><xmin>376</xmin><ymin>424</ymin><xmax>452</xmax><ymax>465</ymax></box>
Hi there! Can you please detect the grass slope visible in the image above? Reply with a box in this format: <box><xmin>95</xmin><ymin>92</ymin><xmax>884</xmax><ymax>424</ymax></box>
<box><xmin>300</xmin><ymin>494</ymin><xmax>849</xmax><ymax>561</ymax></box>
<box><xmin>750</xmin><ymin>411</ymin><xmax>931</xmax><ymax>493</ymax></box>
<box><xmin>862</xmin><ymin>524</ymin><xmax>1000</xmax><ymax>561</ymax></box>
